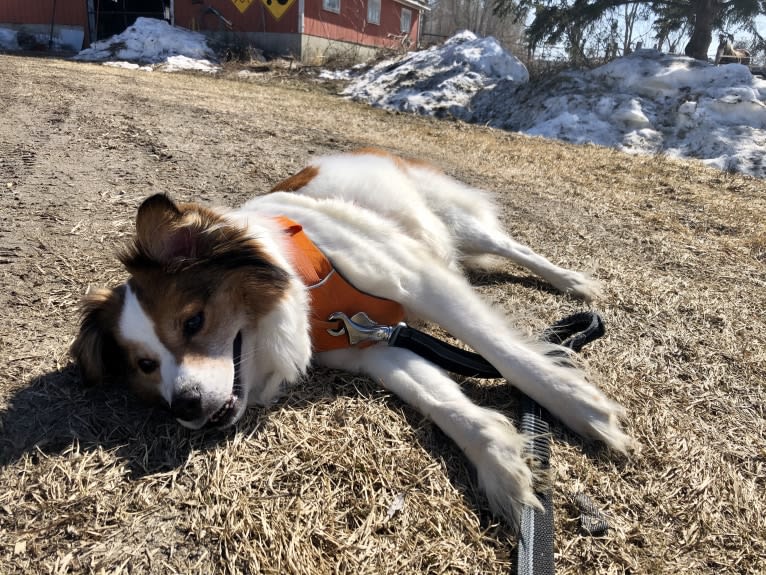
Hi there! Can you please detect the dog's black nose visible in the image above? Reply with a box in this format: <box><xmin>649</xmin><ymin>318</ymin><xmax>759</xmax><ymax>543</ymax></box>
<box><xmin>170</xmin><ymin>388</ymin><xmax>202</xmax><ymax>422</ymax></box>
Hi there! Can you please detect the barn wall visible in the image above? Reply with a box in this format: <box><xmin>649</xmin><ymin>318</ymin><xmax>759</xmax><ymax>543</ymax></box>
<box><xmin>303</xmin><ymin>0</ymin><xmax>420</xmax><ymax>49</ymax></box>
<box><xmin>0</xmin><ymin>1</ymin><xmax>87</xmax><ymax>27</ymax></box>
<box><xmin>0</xmin><ymin>0</ymin><xmax>89</xmax><ymax>49</ymax></box>
<box><xmin>173</xmin><ymin>0</ymin><xmax>298</xmax><ymax>34</ymax></box>
<box><xmin>0</xmin><ymin>0</ymin><xmax>421</xmax><ymax>60</ymax></box>
<box><xmin>301</xmin><ymin>34</ymin><xmax>380</xmax><ymax>64</ymax></box>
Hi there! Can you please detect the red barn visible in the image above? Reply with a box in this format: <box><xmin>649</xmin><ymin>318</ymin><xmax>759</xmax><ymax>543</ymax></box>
<box><xmin>0</xmin><ymin>0</ymin><xmax>428</xmax><ymax>62</ymax></box>
<box><xmin>178</xmin><ymin>0</ymin><xmax>428</xmax><ymax>62</ymax></box>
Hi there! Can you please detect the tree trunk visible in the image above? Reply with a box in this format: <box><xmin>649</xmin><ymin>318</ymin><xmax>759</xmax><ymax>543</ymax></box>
<box><xmin>622</xmin><ymin>4</ymin><xmax>639</xmax><ymax>54</ymax></box>
<box><xmin>684</xmin><ymin>0</ymin><xmax>718</xmax><ymax>60</ymax></box>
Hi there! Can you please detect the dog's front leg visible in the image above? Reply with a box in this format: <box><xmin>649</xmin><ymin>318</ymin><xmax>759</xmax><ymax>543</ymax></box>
<box><xmin>397</xmin><ymin>268</ymin><xmax>633</xmax><ymax>454</ymax></box>
<box><xmin>318</xmin><ymin>345</ymin><xmax>540</xmax><ymax>529</ymax></box>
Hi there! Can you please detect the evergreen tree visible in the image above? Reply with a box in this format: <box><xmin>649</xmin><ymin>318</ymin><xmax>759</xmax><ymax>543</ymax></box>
<box><xmin>495</xmin><ymin>0</ymin><xmax>765</xmax><ymax>60</ymax></box>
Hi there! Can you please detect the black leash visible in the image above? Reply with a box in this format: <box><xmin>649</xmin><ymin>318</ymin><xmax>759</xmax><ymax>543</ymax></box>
<box><xmin>327</xmin><ymin>310</ymin><xmax>606</xmax><ymax>575</ymax></box>
<box><xmin>387</xmin><ymin>311</ymin><xmax>605</xmax><ymax>378</ymax></box>
<box><xmin>395</xmin><ymin>312</ymin><xmax>604</xmax><ymax>575</ymax></box>
<box><xmin>517</xmin><ymin>395</ymin><xmax>554</xmax><ymax>575</ymax></box>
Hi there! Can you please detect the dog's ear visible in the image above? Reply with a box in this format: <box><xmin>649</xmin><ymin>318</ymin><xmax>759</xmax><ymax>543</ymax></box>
<box><xmin>134</xmin><ymin>193</ymin><xmax>195</xmax><ymax>263</ymax></box>
<box><xmin>133</xmin><ymin>193</ymin><xmax>222</xmax><ymax>265</ymax></box>
<box><xmin>70</xmin><ymin>286</ymin><xmax>126</xmax><ymax>386</ymax></box>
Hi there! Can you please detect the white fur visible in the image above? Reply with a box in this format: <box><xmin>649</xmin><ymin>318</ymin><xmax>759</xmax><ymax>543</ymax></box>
<box><xmin>119</xmin><ymin>284</ymin><xmax>178</xmax><ymax>404</ymax></box>
<box><xmin>221</xmin><ymin>216</ymin><xmax>314</xmax><ymax>407</ymax></box>
<box><xmin>218</xmin><ymin>151</ymin><xmax>630</xmax><ymax>528</ymax></box>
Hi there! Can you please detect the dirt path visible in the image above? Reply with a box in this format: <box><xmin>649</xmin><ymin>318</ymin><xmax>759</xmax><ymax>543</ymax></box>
<box><xmin>1</xmin><ymin>55</ymin><xmax>764</xmax><ymax>574</ymax></box>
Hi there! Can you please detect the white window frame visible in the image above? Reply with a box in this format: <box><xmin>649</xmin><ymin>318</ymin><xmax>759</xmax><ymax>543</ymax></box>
<box><xmin>367</xmin><ymin>0</ymin><xmax>381</xmax><ymax>25</ymax></box>
<box><xmin>323</xmin><ymin>0</ymin><xmax>340</xmax><ymax>14</ymax></box>
<box><xmin>400</xmin><ymin>7</ymin><xmax>412</xmax><ymax>33</ymax></box>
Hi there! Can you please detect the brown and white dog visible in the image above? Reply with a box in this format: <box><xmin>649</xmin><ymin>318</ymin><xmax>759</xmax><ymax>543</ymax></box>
<box><xmin>71</xmin><ymin>149</ymin><xmax>631</xmax><ymax>528</ymax></box>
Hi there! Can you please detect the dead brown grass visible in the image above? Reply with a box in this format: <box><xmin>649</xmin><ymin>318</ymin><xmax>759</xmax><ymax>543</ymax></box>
<box><xmin>1</xmin><ymin>55</ymin><xmax>764</xmax><ymax>574</ymax></box>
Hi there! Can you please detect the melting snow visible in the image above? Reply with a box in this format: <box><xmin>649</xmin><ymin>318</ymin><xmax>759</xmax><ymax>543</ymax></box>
<box><xmin>73</xmin><ymin>18</ymin><xmax>218</xmax><ymax>73</ymax></box>
<box><xmin>345</xmin><ymin>31</ymin><xmax>528</xmax><ymax>118</ymax></box>
<box><xmin>340</xmin><ymin>32</ymin><xmax>766</xmax><ymax>179</ymax></box>
<box><xmin>3</xmin><ymin>20</ymin><xmax>764</xmax><ymax>177</ymax></box>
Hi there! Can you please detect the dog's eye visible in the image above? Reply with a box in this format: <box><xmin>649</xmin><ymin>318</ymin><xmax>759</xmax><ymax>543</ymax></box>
<box><xmin>183</xmin><ymin>311</ymin><xmax>205</xmax><ymax>337</ymax></box>
<box><xmin>137</xmin><ymin>358</ymin><xmax>159</xmax><ymax>374</ymax></box>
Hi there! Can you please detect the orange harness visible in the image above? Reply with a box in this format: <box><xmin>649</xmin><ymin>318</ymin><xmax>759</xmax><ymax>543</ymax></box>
<box><xmin>276</xmin><ymin>217</ymin><xmax>405</xmax><ymax>353</ymax></box>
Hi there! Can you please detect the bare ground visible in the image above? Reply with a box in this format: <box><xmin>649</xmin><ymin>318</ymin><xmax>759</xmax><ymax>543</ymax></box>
<box><xmin>0</xmin><ymin>55</ymin><xmax>764</xmax><ymax>574</ymax></box>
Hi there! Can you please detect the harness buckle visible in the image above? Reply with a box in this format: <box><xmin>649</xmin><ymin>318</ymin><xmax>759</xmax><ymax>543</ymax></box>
<box><xmin>327</xmin><ymin>312</ymin><xmax>402</xmax><ymax>346</ymax></box>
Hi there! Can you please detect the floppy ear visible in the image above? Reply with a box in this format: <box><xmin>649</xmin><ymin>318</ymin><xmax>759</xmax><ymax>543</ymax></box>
<box><xmin>70</xmin><ymin>286</ymin><xmax>126</xmax><ymax>386</ymax></box>
<box><xmin>133</xmin><ymin>193</ymin><xmax>228</xmax><ymax>266</ymax></box>
<box><xmin>134</xmin><ymin>193</ymin><xmax>197</xmax><ymax>263</ymax></box>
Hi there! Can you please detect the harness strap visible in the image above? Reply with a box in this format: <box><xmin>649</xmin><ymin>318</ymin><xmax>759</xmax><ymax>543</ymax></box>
<box><xmin>275</xmin><ymin>217</ymin><xmax>405</xmax><ymax>353</ymax></box>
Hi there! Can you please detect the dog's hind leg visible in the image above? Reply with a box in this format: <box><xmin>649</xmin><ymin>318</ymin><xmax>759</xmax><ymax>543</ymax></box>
<box><xmin>318</xmin><ymin>345</ymin><xmax>540</xmax><ymax>529</ymax></box>
<box><xmin>403</xmin><ymin>166</ymin><xmax>600</xmax><ymax>300</ymax></box>
<box><xmin>457</xmin><ymin>224</ymin><xmax>601</xmax><ymax>301</ymax></box>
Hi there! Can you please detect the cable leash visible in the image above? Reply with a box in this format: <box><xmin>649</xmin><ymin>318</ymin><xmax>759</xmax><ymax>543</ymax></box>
<box><xmin>327</xmin><ymin>309</ymin><xmax>608</xmax><ymax>575</ymax></box>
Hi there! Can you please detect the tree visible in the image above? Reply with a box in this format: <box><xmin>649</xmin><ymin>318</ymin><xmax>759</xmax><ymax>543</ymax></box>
<box><xmin>422</xmin><ymin>0</ymin><xmax>526</xmax><ymax>52</ymax></box>
<box><xmin>495</xmin><ymin>0</ymin><xmax>766</xmax><ymax>61</ymax></box>
<box><xmin>620</xmin><ymin>3</ymin><xmax>651</xmax><ymax>53</ymax></box>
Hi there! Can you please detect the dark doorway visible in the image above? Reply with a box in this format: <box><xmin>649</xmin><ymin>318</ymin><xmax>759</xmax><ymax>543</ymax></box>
<box><xmin>94</xmin><ymin>0</ymin><xmax>170</xmax><ymax>41</ymax></box>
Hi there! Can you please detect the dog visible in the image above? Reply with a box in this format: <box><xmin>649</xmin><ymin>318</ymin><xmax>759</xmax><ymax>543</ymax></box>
<box><xmin>71</xmin><ymin>148</ymin><xmax>631</xmax><ymax>528</ymax></box>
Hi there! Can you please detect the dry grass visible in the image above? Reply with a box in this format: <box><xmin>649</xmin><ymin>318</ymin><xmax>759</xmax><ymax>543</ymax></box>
<box><xmin>0</xmin><ymin>55</ymin><xmax>764</xmax><ymax>574</ymax></box>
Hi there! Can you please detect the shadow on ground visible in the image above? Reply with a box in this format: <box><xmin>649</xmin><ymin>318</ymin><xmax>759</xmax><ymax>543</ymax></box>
<box><xmin>0</xmin><ymin>365</ymin><xmax>238</xmax><ymax>476</ymax></box>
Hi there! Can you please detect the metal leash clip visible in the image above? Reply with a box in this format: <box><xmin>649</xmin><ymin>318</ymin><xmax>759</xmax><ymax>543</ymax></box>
<box><xmin>327</xmin><ymin>312</ymin><xmax>406</xmax><ymax>346</ymax></box>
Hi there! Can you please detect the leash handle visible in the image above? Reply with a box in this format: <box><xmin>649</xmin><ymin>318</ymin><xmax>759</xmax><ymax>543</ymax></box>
<box><xmin>517</xmin><ymin>397</ymin><xmax>555</xmax><ymax>575</ymax></box>
<box><xmin>517</xmin><ymin>311</ymin><xmax>604</xmax><ymax>575</ymax></box>
<box><xmin>541</xmin><ymin>312</ymin><xmax>605</xmax><ymax>352</ymax></box>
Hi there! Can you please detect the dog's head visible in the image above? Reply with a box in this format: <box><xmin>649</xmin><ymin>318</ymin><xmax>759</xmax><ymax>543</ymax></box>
<box><xmin>70</xmin><ymin>194</ymin><xmax>294</xmax><ymax>429</ymax></box>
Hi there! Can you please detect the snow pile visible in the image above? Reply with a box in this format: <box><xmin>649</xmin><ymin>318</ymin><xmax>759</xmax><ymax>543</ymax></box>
<box><xmin>74</xmin><ymin>18</ymin><xmax>218</xmax><ymax>73</ymax></box>
<box><xmin>343</xmin><ymin>31</ymin><xmax>528</xmax><ymax>119</ymax></box>
<box><xmin>0</xmin><ymin>26</ymin><xmax>84</xmax><ymax>51</ymax></box>
<box><xmin>103</xmin><ymin>61</ymin><xmax>154</xmax><ymax>72</ymax></box>
<box><xmin>340</xmin><ymin>36</ymin><xmax>766</xmax><ymax>178</ymax></box>
<box><xmin>0</xmin><ymin>28</ymin><xmax>19</xmax><ymax>51</ymax></box>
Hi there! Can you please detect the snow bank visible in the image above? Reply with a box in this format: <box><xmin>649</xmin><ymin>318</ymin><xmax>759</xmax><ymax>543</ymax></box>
<box><xmin>74</xmin><ymin>18</ymin><xmax>218</xmax><ymax>73</ymax></box>
<box><xmin>343</xmin><ymin>31</ymin><xmax>528</xmax><ymax>119</ymax></box>
<box><xmin>0</xmin><ymin>28</ymin><xmax>20</xmax><ymax>51</ymax></box>
<box><xmin>340</xmin><ymin>36</ymin><xmax>766</xmax><ymax>179</ymax></box>
<box><xmin>493</xmin><ymin>50</ymin><xmax>766</xmax><ymax>177</ymax></box>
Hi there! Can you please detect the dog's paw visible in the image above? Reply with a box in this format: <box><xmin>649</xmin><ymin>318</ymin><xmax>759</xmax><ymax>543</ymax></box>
<box><xmin>472</xmin><ymin>411</ymin><xmax>541</xmax><ymax>530</ymax></box>
<box><xmin>552</xmin><ymin>270</ymin><xmax>602</xmax><ymax>302</ymax></box>
<box><xmin>530</xmin><ymin>359</ymin><xmax>633</xmax><ymax>454</ymax></box>
<box><xmin>250</xmin><ymin>373</ymin><xmax>288</xmax><ymax>406</ymax></box>
<box><xmin>555</xmin><ymin>371</ymin><xmax>633</xmax><ymax>454</ymax></box>
<box><xmin>579</xmin><ymin>397</ymin><xmax>634</xmax><ymax>454</ymax></box>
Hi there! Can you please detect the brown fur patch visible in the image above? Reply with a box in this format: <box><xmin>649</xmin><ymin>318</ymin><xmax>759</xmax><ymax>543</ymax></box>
<box><xmin>70</xmin><ymin>286</ymin><xmax>127</xmax><ymax>386</ymax></box>
<box><xmin>270</xmin><ymin>165</ymin><xmax>319</xmax><ymax>192</ymax></box>
<box><xmin>121</xmin><ymin>253</ymin><xmax>286</xmax><ymax>405</ymax></box>
<box><xmin>125</xmin><ymin>194</ymin><xmax>290</xmax><ymax>355</ymax></box>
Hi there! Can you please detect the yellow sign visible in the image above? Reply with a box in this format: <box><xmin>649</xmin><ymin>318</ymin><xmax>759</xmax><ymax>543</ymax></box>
<box><xmin>260</xmin><ymin>0</ymin><xmax>298</xmax><ymax>20</ymax></box>
<box><xmin>231</xmin><ymin>0</ymin><xmax>255</xmax><ymax>13</ymax></box>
